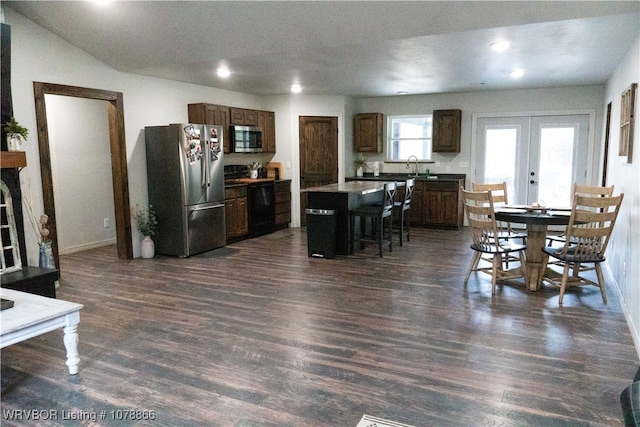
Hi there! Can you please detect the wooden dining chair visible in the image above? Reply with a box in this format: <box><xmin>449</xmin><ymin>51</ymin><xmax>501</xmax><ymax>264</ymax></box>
<box><xmin>461</xmin><ymin>188</ymin><xmax>527</xmax><ymax>294</ymax></box>
<box><xmin>546</xmin><ymin>183</ymin><xmax>615</xmax><ymax>246</ymax></box>
<box><xmin>472</xmin><ymin>182</ymin><xmax>527</xmax><ymax>243</ymax></box>
<box><xmin>350</xmin><ymin>181</ymin><xmax>397</xmax><ymax>257</ymax></box>
<box><xmin>393</xmin><ymin>178</ymin><xmax>414</xmax><ymax>246</ymax></box>
<box><xmin>541</xmin><ymin>192</ymin><xmax>624</xmax><ymax>304</ymax></box>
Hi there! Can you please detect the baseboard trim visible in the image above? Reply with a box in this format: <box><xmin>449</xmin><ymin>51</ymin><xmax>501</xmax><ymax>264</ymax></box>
<box><xmin>62</xmin><ymin>239</ymin><xmax>116</xmax><ymax>255</ymax></box>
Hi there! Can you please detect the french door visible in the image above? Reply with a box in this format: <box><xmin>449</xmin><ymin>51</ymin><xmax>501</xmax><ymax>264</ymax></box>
<box><xmin>476</xmin><ymin>114</ymin><xmax>590</xmax><ymax>207</ymax></box>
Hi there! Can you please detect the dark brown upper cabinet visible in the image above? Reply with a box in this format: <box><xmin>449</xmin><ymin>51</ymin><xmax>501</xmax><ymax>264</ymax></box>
<box><xmin>230</xmin><ymin>108</ymin><xmax>258</xmax><ymax>126</ymax></box>
<box><xmin>432</xmin><ymin>109</ymin><xmax>461</xmax><ymax>153</ymax></box>
<box><xmin>258</xmin><ymin>110</ymin><xmax>276</xmax><ymax>153</ymax></box>
<box><xmin>188</xmin><ymin>103</ymin><xmax>231</xmax><ymax>153</ymax></box>
<box><xmin>354</xmin><ymin>113</ymin><xmax>383</xmax><ymax>153</ymax></box>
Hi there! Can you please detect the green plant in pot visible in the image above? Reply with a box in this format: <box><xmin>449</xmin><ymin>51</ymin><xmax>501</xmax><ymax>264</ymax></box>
<box><xmin>134</xmin><ymin>204</ymin><xmax>158</xmax><ymax>259</ymax></box>
<box><xmin>3</xmin><ymin>117</ymin><xmax>29</xmax><ymax>151</ymax></box>
<box><xmin>353</xmin><ymin>155</ymin><xmax>367</xmax><ymax>176</ymax></box>
<box><xmin>133</xmin><ymin>204</ymin><xmax>157</xmax><ymax>237</ymax></box>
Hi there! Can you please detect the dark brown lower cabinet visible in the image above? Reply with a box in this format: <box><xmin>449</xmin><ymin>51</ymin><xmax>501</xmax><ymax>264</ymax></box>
<box><xmin>225</xmin><ymin>186</ymin><xmax>249</xmax><ymax>241</ymax></box>
<box><xmin>422</xmin><ymin>183</ymin><xmax>463</xmax><ymax>229</ymax></box>
<box><xmin>274</xmin><ymin>180</ymin><xmax>291</xmax><ymax>229</ymax></box>
<box><xmin>409</xmin><ymin>180</ymin><xmax>465</xmax><ymax>229</ymax></box>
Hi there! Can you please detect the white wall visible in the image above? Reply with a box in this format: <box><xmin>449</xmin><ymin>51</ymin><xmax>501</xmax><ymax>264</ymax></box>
<box><xmin>604</xmin><ymin>35</ymin><xmax>640</xmax><ymax>359</ymax></box>
<box><xmin>353</xmin><ymin>86</ymin><xmax>605</xmax><ymax>182</ymax></box>
<box><xmin>5</xmin><ymin>8</ymin><xmax>262</xmax><ymax>261</ymax></box>
<box><xmin>46</xmin><ymin>95</ymin><xmax>115</xmax><ymax>254</ymax></box>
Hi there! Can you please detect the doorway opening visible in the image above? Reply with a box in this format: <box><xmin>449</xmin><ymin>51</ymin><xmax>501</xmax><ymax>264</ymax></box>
<box><xmin>33</xmin><ymin>82</ymin><xmax>133</xmax><ymax>269</ymax></box>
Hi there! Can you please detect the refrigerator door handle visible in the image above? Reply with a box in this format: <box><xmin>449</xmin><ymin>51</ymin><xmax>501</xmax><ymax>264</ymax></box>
<box><xmin>202</xmin><ymin>150</ymin><xmax>208</xmax><ymax>188</ymax></box>
<box><xmin>204</xmin><ymin>143</ymin><xmax>211</xmax><ymax>188</ymax></box>
<box><xmin>191</xmin><ymin>203</ymin><xmax>225</xmax><ymax>212</ymax></box>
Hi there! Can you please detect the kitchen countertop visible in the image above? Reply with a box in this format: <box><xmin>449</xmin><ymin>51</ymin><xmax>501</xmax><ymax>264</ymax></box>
<box><xmin>347</xmin><ymin>173</ymin><xmax>465</xmax><ymax>182</ymax></box>
<box><xmin>301</xmin><ymin>180</ymin><xmax>400</xmax><ymax>195</ymax></box>
<box><xmin>225</xmin><ymin>178</ymin><xmax>290</xmax><ymax>187</ymax></box>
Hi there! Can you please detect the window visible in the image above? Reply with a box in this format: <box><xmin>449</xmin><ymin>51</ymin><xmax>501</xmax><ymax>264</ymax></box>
<box><xmin>387</xmin><ymin>115</ymin><xmax>432</xmax><ymax>161</ymax></box>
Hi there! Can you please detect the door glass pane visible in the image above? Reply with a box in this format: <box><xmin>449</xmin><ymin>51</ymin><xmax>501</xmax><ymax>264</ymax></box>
<box><xmin>484</xmin><ymin>128</ymin><xmax>517</xmax><ymax>203</ymax></box>
<box><xmin>537</xmin><ymin>127</ymin><xmax>574</xmax><ymax>206</ymax></box>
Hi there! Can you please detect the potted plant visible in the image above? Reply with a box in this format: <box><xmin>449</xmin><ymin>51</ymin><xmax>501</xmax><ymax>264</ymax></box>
<box><xmin>353</xmin><ymin>155</ymin><xmax>367</xmax><ymax>177</ymax></box>
<box><xmin>3</xmin><ymin>117</ymin><xmax>29</xmax><ymax>151</ymax></box>
<box><xmin>133</xmin><ymin>204</ymin><xmax>158</xmax><ymax>258</ymax></box>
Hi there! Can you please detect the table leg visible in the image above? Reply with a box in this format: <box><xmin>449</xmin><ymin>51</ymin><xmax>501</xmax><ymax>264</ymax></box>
<box><xmin>63</xmin><ymin>311</ymin><xmax>81</xmax><ymax>375</ymax></box>
<box><xmin>524</xmin><ymin>224</ymin><xmax>547</xmax><ymax>291</ymax></box>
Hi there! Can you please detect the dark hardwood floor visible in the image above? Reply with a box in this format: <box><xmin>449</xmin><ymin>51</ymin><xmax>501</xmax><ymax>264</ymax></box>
<box><xmin>2</xmin><ymin>227</ymin><xmax>638</xmax><ymax>426</ymax></box>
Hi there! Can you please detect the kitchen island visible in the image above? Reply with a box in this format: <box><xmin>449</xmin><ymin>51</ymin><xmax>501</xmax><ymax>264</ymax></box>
<box><xmin>302</xmin><ymin>181</ymin><xmax>399</xmax><ymax>255</ymax></box>
<box><xmin>346</xmin><ymin>173</ymin><xmax>466</xmax><ymax>229</ymax></box>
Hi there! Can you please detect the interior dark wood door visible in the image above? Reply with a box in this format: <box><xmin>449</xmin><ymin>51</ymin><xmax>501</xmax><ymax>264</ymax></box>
<box><xmin>299</xmin><ymin>116</ymin><xmax>338</xmax><ymax>226</ymax></box>
<box><xmin>602</xmin><ymin>102</ymin><xmax>611</xmax><ymax>186</ymax></box>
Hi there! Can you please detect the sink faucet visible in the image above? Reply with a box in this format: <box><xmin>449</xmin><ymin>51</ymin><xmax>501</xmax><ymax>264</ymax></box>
<box><xmin>406</xmin><ymin>155</ymin><xmax>419</xmax><ymax>177</ymax></box>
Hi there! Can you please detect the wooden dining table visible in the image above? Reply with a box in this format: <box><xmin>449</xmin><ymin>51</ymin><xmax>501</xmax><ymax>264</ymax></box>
<box><xmin>494</xmin><ymin>207</ymin><xmax>572</xmax><ymax>291</ymax></box>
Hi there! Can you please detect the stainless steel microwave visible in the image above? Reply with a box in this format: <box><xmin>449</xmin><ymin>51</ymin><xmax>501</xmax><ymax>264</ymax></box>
<box><xmin>231</xmin><ymin>125</ymin><xmax>263</xmax><ymax>153</ymax></box>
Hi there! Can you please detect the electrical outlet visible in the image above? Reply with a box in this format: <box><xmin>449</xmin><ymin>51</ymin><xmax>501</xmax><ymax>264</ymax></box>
<box><xmin>104</xmin><ymin>218</ymin><xmax>110</xmax><ymax>228</ymax></box>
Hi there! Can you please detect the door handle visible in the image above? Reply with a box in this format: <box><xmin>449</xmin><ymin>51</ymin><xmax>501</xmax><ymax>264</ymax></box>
<box><xmin>530</xmin><ymin>180</ymin><xmax>537</xmax><ymax>184</ymax></box>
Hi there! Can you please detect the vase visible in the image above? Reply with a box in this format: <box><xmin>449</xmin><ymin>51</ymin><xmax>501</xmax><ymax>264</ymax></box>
<box><xmin>39</xmin><ymin>241</ymin><xmax>55</xmax><ymax>269</ymax></box>
<box><xmin>141</xmin><ymin>236</ymin><xmax>155</xmax><ymax>259</ymax></box>
<box><xmin>356</xmin><ymin>166</ymin><xmax>364</xmax><ymax>177</ymax></box>
<box><xmin>7</xmin><ymin>136</ymin><xmax>22</xmax><ymax>152</ymax></box>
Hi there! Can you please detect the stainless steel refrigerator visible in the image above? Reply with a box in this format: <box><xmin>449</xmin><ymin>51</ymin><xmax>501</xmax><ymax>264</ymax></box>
<box><xmin>144</xmin><ymin>123</ymin><xmax>226</xmax><ymax>256</ymax></box>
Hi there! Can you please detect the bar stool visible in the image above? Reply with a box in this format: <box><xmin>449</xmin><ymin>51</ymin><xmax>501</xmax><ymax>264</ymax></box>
<box><xmin>350</xmin><ymin>181</ymin><xmax>397</xmax><ymax>257</ymax></box>
<box><xmin>393</xmin><ymin>178</ymin><xmax>414</xmax><ymax>246</ymax></box>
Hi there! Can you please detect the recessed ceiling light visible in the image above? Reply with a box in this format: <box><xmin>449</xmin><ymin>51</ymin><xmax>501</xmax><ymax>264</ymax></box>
<box><xmin>216</xmin><ymin>67</ymin><xmax>231</xmax><ymax>78</ymax></box>
<box><xmin>397</xmin><ymin>91</ymin><xmax>409</xmax><ymax>95</ymax></box>
<box><xmin>291</xmin><ymin>83</ymin><xmax>302</xmax><ymax>93</ymax></box>
<box><xmin>510</xmin><ymin>68</ymin><xmax>525</xmax><ymax>78</ymax></box>
<box><xmin>491</xmin><ymin>41</ymin><xmax>510</xmax><ymax>52</ymax></box>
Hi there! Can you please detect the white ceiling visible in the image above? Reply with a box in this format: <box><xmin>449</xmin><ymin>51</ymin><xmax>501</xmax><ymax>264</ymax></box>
<box><xmin>4</xmin><ymin>1</ymin><xmax>640</xmax><ymax>97</ymax></box>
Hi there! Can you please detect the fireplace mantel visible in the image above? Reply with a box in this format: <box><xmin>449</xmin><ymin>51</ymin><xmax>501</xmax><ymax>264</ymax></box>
<box><xmin>0</xmin><ymin>151</ymin><xmax>27</xmax><ymax>169</ymax></box>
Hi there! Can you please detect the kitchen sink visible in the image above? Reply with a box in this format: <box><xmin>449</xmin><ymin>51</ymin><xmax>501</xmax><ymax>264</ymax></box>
<box><xmin>384</xmin><ymin>174</ymin><xmax>433</xmax><ymax>180</ymax></box>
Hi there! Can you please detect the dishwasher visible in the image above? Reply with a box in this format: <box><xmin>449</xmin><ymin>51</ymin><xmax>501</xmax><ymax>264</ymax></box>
<box><xmin>247</xmin><ymin>181</ymin><xmax>275</xmax><ymax>237</ymax></box>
